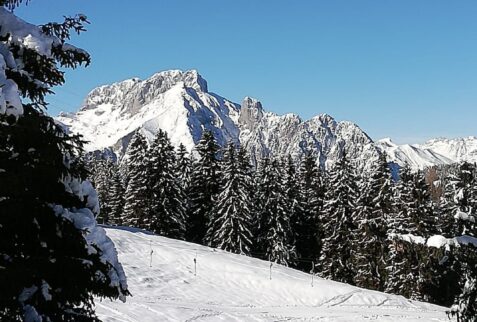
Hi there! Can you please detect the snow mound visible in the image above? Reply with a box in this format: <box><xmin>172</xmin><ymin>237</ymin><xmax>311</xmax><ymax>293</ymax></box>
<box><xmin>95</xmin><ymin>227</ymin><xmax>449</xmax><ymax>321</ymax></box>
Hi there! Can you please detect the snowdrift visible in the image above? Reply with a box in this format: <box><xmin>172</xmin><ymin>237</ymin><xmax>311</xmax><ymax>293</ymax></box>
<box><xmin>95</xmin><ymin>226</ymin><xmax>450</xmax><ymax>321</ymax></box>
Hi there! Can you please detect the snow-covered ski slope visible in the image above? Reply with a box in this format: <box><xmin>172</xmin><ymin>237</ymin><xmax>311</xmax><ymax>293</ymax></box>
<box><xmin>96</xmin><ymin>227</ymin><xmax>450</xmax><ymax>321</ymax></box>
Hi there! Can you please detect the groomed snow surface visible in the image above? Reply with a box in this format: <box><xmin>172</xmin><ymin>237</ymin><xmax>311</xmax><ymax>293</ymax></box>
<box><xmin>95</xmin><ymin>227</ymin><xmax>450</xmax><ymax>321</ymax></box>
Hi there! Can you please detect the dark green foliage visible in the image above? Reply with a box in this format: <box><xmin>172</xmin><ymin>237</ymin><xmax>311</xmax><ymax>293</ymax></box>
<box><xmin>293</xmin><ymin>152</ymin><xmax>323</xmax><ymax>270</ymax></box>
<box><xmin>145</xmin><ymin>130</ymin><xmax>186</xmax><ymax>239</ymax></box>
<box><xmin>448</xmin><ymin>244</ymin><xmax>477</xmax><ymax>322</ymax></box>
<box><xmin>207</xmin><ymin>144</ymin><xmax>253</xmax><ymax>254</ymax></box>
<box><xmin>255</xmin><ymin>157</ymin><xmax>296</xmax><ymax>266</ymax></box>
<box><xmin>0</xmin><ymin>106</ymin><xmax>127</xmax><ymax>321</ymax></box>
<box><xmin>318</xmin><ymin>152</ymin><xmax>358</xmax><ymax>284</ymax></box>
<box><xmin>122</xmin><ymin>131</ymin><xmax>149</xmax><ymax>227</ymax></box>
<box><xmin>186</xmin><ymin>131</ymin><xmax>221</xmax><ymax>244</ymax></box>
<box><xmin>354</xmin><ymin>153</ymin><xmax>394</xmax><ymax>291</ymax></box>
<box><xmin>0</xmin><ymin>4</ymin><xmax>128</xmax><ymax>320</ymax></box>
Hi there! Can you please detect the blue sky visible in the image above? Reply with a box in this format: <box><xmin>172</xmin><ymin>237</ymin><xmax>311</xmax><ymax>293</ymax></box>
<box><xmin>16</xmin><ymin>0</ymin><xmax>477</xmax><ymax>143</ymax></box>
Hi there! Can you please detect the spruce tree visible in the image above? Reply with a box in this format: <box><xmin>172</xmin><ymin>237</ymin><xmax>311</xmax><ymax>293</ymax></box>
<box><xmin>187</xmin><ymin>130</ymin><xmax>221</xmax><ymax>243</ymax></box>
<box><xmin>0</xmin><ymin>3</ymin><xmax>128</xmax><ymax>320</ymax></box>
<box><xmin>353</xmin><ymin>153</ymin><xmax>394</xmax><ymax>291</ymax></box>
<box><xmin>145</xmin><ymin>130</ymin><xmax>186</xmax><ymax>239</ymax></box>
<box><xmin>176</xmin><ymin>143</ymin><xmax>192</xmax><ymax>192</ymax></box>
<box><xmin>104</xmin><ymin>162</ymin><xmax>125</xmax><ymax>225</ymax></box>
<box><xmin>440</xmin><ymin>162</ymin><xmax>477</xmax><ymax>237</ymax></box>
<box><xmin>449</xmin><ymin>244</ymin><xmax>477</xmax><ymax>322</ymax></box>
<box><xmin>255</xmin><ymin>157</ymin><xmax>296</xmax><ymax>266</ymax></box>
<box><xmin>318</xmin><ymin>152</ymin><xmax>358</xmax><ymax>284</ymax></box>
<box><xmin>295</xmin><ymin>151</ymin><xmax>323</xmax><ymax>270</ymax></box>
<box><xmin>206</xmin><ymin>144</ymin><xmax>253</xmax><ymax>254</ymax></box>
<box><xmin>122</xmin><ymin>131</ymin><xmax>149</xmax><ymax>227</ymax></box>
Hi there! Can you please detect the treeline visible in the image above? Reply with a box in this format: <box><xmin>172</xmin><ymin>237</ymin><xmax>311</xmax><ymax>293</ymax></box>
<box><xmin>89</xmin><ymin>130</ymin><xmax>477</xmax><ymax>321</ymax></box>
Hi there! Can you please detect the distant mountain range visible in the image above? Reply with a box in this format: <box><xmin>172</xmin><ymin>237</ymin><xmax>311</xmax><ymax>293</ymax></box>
<box><xmin>56</xmin><ymin>69</ymin><xmax>477</xmax><ymax>170</ymax></box>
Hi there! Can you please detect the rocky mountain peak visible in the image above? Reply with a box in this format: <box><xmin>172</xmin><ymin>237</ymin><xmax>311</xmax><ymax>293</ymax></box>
<box><xmin>238</xmin><ymin>97</ymin><xmax>264</xmax><ymax>131</ymax></box>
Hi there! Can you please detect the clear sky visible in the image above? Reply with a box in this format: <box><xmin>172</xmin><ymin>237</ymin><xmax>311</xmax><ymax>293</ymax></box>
<box><xmin>16</xmin><ymin>0</ymin><xmax>477</xmax><ymax>143</ymax></box>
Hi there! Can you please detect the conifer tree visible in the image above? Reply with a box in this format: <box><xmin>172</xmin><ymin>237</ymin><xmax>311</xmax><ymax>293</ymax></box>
<box><xmin>0</xmin><ymin>3</ymin><xmax>128</xmax><ymax>320</ymax></box>
<box><xmin>255</xmin><ymin>158</ymin><xmax>296</xmax><ymax>266</ymax></box>
<box><xmin>122</xmin><ymin>131</ymin><xmax>149</xmax><ymax>227</ymax></box>
<box><xmin>353</xmin><ymin>153</ymin><xmax>394</xmax><ymax>291</ymax></box>
<box><xmin>318</xmin><ymin>152</ymin><xmax>358</xmax><ymax>284</ymax></box>
<box><xmin>295</xmin><ymin>151</ymin><xmax>323</xmax><ymax>270</ymax></box>
<box><xmin>440</xmin><ymin>162</ymin><xmax>477</xmax><ymax>237</ymax></box>
<box><xmin>176</xmin><ymin>143</ymin><xmax>192</xmax><ymax>192</ymax></box>
<box><xmin>108</xmin><ymin>163</ymin><xmax>126</xmax><ymax>226</ymax></box>
<box><xmin>187</xmin><ymin>130</ymin><xmax>221</xmax><ymax>243</ymax></box>
<box><xmin>449</xmin><ymin>244</ymin><xmax>477</xmax><ymax>322</ymax></box>
<box><xmin>145</xmin><ymin>130</ymin><xmax>186</xmax><ymax>239</ymax></box>
<box><xmin>206</xmin><ymin>144</ymin><xmax>253</xmax><ymax>254</ymax></box>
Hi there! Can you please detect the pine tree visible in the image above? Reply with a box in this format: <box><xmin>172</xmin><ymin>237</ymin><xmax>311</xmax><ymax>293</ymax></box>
<box><xmin>318</xmin><ymin>152</ymin><xmax>358</xmax><ymax>284</ymax></box>
<box><xmin>145</xmin><ymin>130</ymin><xmax>186</xmax><ymax>239</ymax></box>
<box><xmin>206</xmin><ymin>144</ymin><xmax>253</xmax><ymax>254</ymax></box>
<box><xmin>449</xmin><ymin>244</ymin><xmax>477</xmax><ymax>322</ymax></box>
<box><xmin>0</xmin><ymin>3</ymin><xmax>128</xmax><ymax>320</ymax></box>
<box><xmin>108</xmin><ymin>163</ymin><xmax>126</xmax><ymax>225</ymax></box>
<box><xmin>176</xmin><ymin>143</ymin><xmax>192</xmax><ymax>192</ymax></box>
<box><xmin>255</xmin><ymin>157</ymin><xmax>296</xmax><ymax>266</ymax></box>
<box><xmin>122</xmin><ymin>131</ymin><xmax>149</xmax><ymax>227</ymax></box>
<box><xmin>353</xmin><ymin>153</ymin><xmax>394</xmax><ymax>291</ymax></box>
<box><xmin>440</xmin><ymin>162</ymin><xmax>477</xmax><ymax>237</ymax></box>
<box><xmin>294</xmin><ymin>151</ymin><xmax>323</xmax><ymax>270</ymax></box>
<box><xmin>187</xmin><ymin>130</ymin><xmax>221</xmax><ymax>243</ymax></box>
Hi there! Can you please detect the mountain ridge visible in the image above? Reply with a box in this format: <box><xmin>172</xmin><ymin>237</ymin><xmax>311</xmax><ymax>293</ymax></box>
<box><xmin>57</xmin><ymin>69</ymin><xmax>476</xmax><ymax>170</ymax></box>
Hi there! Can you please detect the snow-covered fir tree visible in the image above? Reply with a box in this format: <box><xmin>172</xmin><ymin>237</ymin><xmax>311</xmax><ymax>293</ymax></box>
<box><xmin>384</xmin><ymin>236</ymin><xmax>423</xmax><ymax>300</ymax></box>
<box><xmin>440</xmin><ymin>162</ymin><xmax>477</xmax><ymax>237</ymax></box>
<box><xmin>176</xmin><ymin>143</ymin><xmax>192</xmax><ymax>193</ymax></box>
<box><xmin>294</xmin><ymin>151</ymin><xmax>323</xmax><ymax>270</ymax></box>
<box><xmin>353</xmin><ymin>153</ymin><xmax>394</xmax><ymax>291</ymax></box>
<box><xmin>107</xmin><ymin>162</ymin><xmax>126</xmax><ymax>225</ymax></box>
<box><xmin>282</xmin><ymin>155</ymin><xmax>300</xmax><ymax>251</ymax></box>
<box><xmin>206</xmin><ymin>144</ymin><xmax>253</xmax><ymax>254</ymax></box>
<box><xmin>187</xmin><ymin>130</ymin><xmax>221</xmax><ymax>243</ymax></box>
<box><xmin>255</xmin><ymin>157</ymin><xmax>296</xmax><ymax>266</ymax></box>
<box><xmin>122</xmin><ymin>131</ymin><xmax>149</xmax><ymax>227</ymax></box>
<box><xmin>0</xmin><ymin>3</ymin><xmax>128</xmax><ymax>320</ymax></box>
<box><xmin>449</xmin><ymin>243</ymin><xmax>477</xmax><ymax>322</ymax></box>
<box><xmin>145</xmin><ymin>129</ymin><xmax>186</xmax><ymax>239</ymax></box>
<box><xmin>318</xmin><ymin>152</ymin><xmax>358</xmax><ymax>284</ymax></box>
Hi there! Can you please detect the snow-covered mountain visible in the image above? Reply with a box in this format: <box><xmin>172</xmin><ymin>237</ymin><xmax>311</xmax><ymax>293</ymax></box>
<box><xmin>376</xmin><ymin>137</ymin><xmax>477</xmax><ymax>171</ymax></box>
<box><xmin>423</xmin><ymin>137</ymin><xmax>477</xmax><ymax>164</ymax></box>
<box><xmin>57</xmin><ymin>69</ymin><xmax>380</xmax><ymax>169</ymax></box>
<box><xmin>95</xmin><ymin>226</ymin><xmax>449</xmax><ymax>321</ymax></box>
<box><xmin>57</xmin><ymin>69</ymin><xmax>475</xmax><ymax>170</ymax></box>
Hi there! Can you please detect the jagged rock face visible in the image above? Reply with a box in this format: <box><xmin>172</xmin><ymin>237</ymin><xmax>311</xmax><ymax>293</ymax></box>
<box><xmin>55</xmin><ymin>69</ymin><xmax>385</xmax><ymax>170</ymax></box>
<box><xmin>58</xmin><ymin>70</ymin><xmax>240</xmax><ymax>156</ymax></box>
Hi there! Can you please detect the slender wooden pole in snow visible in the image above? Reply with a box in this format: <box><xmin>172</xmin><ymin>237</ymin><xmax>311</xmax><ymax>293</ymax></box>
<box><xmin>311</xmin><ymin>261</ymin><xmax>314</xmax><ymax>287</ymax></box>
<box><xmin>194</xmin><ymin>251</ymin><xmax>197</xmax><ymax>276</ymax></box>
<box><xmin>149</xmin><ymin>240</ymin><xmax>153</xmax><ymax>268</ymax></box>
<box><xmin>269</xmin><ymin>255</ymin><xmax>272</xmax><ymax>280</ymax></box>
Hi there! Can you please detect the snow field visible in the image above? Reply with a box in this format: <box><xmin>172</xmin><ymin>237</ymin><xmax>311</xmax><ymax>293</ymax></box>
<box><xmin>96</xmin><ymin>227</ymin><xmax>450</xmax><ymax>321</ymax></box>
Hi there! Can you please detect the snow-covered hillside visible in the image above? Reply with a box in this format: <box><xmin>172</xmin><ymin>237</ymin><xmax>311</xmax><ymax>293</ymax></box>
<box><xmin>95</xmin><ymin>227</ymin><xmax>450</xmax><ymax>321</ymax></box>
<box><xmin>377</xmin><ymin>137</ymin><xmax>477</xmax><ymax>170</ymax></box>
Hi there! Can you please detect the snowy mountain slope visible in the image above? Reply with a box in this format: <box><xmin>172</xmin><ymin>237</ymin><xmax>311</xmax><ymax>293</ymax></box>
<box><xmin>57</xmin><ymin>70</ymin><xmax>241</xmax><ymax>156</ymax></box>
<box><xmin>377</xmin><ymin>137</ymin><xmax>477</xmax><ymax>170</ymax></box>
<box><xmin>57</xmin><ymin>70</ymin><xmax>381</xmax><ymax>169</ymax></box>
<box><xmin>95</xmin><ymin>227</ymin><xmax>450</xmax><ymax>322</ymax></box>
<box><xmin>376</xmin><ymin>138</ymin><xmax>454</xmax><ymax>171</ymax></box>
<box><xmin>57</xmin><ymin>69</ymin><xmax>475</xmax><ymax>170</ymax></box>
<box><xmin>423</xmin><ymin>136</ymin><xmax>477</xmax><ymax>164</ymax></box>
